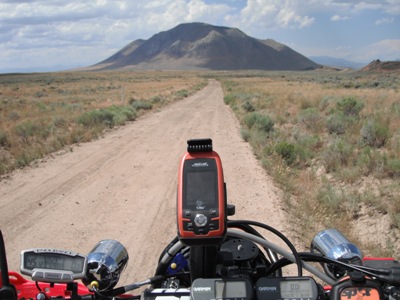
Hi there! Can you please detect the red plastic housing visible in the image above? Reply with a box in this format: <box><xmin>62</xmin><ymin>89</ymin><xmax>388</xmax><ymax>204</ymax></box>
<box><xmin>177</xmin><ymin>150</ymin><xmax>226</xmax><ymax>244</ymax></box>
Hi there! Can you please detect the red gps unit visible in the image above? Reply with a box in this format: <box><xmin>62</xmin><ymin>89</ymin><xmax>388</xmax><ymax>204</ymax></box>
<box><xmin>177</xmin><ymin>139</ymin><xmax>227</xmax><ymax>246</ymax></box>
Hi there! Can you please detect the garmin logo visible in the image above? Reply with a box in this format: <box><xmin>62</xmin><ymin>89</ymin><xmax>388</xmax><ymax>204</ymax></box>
<box><xmin>258</xmin><ymin>286</ymin><xmax>277</xmax><ymax>292</ymax></box>
<box><xmin>193</xmin><ymin>287</ymin><xmax>212</xmax><ymax>292</ymax></box>
<box><xmin>192</xmin><ymin>162</ymin><xmax>209</xmax><ymax>167</ymax></box>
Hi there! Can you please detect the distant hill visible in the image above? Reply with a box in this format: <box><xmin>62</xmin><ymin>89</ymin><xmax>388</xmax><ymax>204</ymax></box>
<box><xmin>91</xmin><ymin>23</ymin><xmax>320</xmax><ymax>71</ymax></box>
<box><xmin>360</xmin><ymin>59</ymin><xmax>400</xmax><ymax>72</ymax></box>
<box><xmin>309</xmin><ymin>56</ymin><xmax>365</xmax><ymax>70</ymax></box>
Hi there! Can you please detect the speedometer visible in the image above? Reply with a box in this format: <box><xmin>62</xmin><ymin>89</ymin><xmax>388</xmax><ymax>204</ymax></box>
<box><xmin>256</xmin><ymin>276</ymin><xmax>320</xmax><ymax>300</ymax></box>
<box><xmin>21</xmin><ymin>248</ymin><xmax>87</xmax><ymax>283</ymax></box>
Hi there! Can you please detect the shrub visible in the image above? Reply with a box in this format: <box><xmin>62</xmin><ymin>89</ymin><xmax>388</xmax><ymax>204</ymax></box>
<box><xmin>77</xmin><ymin>109</ymin><xmax>114</xmax><ymax>128</ymax></box>
<box><xmin>316</xmin><ymin>183</ymin><xmax>344</xmax><ymax>214</ymax></box>
<box><xmin>385</xmin><ymin>159</ymin><xmax>400</xmax><ymax>177</ymax></box>
<box><xmin>275</xmin><ymin>141</ymin><xmax>296</xmax><ymax>165</ymax></box>
<box><xmin>108</xmin><ymin>106</ymin><xmax>137</xmax><ymax>125</ymax></box>
<box><xmin>360</xmin><ymin>118</ymin><xmax>390</xmax><ymax>148</ymax></box>
<box><xmin>175</xmin><ymin>89</ymin><xmax>189</xmax><ymax>98</ymax></box>
<box><xmin>293</xmin><ymin>131</ymin><xmax>321</xmax><ymax>151</ymax></box>
<box><xmin>336</xmin><ymin>96</ymin><xmax>364</xmax><ymax>117</ymax></box>
<box><xmin>150</xmin><ymin>95</ymin><xmax>162</xmax><ymax>103</ymax></box>
<box><xmin>0</xmin><ymin>131</ymin><xmax>8</xmax><ymax>147</ymax></box>
<box><xmin>256</xmin><ymin>115</ymin><xmax>274</xmax><ymax>133</ymax></box>
<box><xmin>243</xmin><ymin>113</ymin><xmax>258</xmax><ymax>129</ymax></box>
<box><xmin>15</xmin><ymin>121</ymin><xmax>35</xmax><ymax>139</ymax></box>
<box><xmin>326</xmin><ymin>113</ymin><xmax>348</xmax><ymax>134</ymax></box>
<box><xmin>52</xmin><ymin>116</ymin><xmax>67</xmax><ymax>128</ymax></box>
<box><xmin>242</xmin><ymin>101</ymin><xmax>255</xmax><ymax>112</ymax></box>
<box><xmin>321</xmin><ymin>138</ymin><xmax>353</xmax><ymax>172</ymax></box>
<box><xmin>129</xmin><ymin>99</ymin><xmax>153</xmax><ymax>110</ymax></box>
<box><xmin>14</xmin><ymin>120</ymin><xmax>50</xmax><ymax>141</ymax></box>
<box><xmin>243</xmin><ymin>112</ymin><xmax>274</xmax><ymax>133</ymax></box>
<box><xmin>8</xmin><ymin>111</ymin><xmax>20</xmax><ymax>121</ymax></box>
<box><xmin>223</xmin><ymin>94</ymin><xmax>236</xmax><ymax>105</ymax></box>
<box><xmin>356</xmin><ymin>146</ymin><xmax>386</xmax><ymax>176</ymax></box>
<box><xmin>240</xmin><ymin>128</ymin><xmax>251</xmax><ymax>142</ymax></box>
<box><xmin>77</xmin><ymin>106</ymin><xmax>136</xmax><ymax>128</ymax></box>
<box><xmin>298</xmin><ymin>107</ymin><xmax>322</xmax><ymax>130</ymax></box>
<box><xmin>236</xmin><ymin>93</ymin><xmax>254</xmax><ymax>102</ymax></box>
<box><xmin>319</xmin><ymin>95</ymin><xmax>338</xmax><ymax>112</ymax></box>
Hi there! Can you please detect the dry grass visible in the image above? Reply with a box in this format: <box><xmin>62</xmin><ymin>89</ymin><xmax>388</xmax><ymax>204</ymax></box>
<box><xmin>219</xmin><ymin>69</ymin><xmax>400</xmax><ymax>257</ymax></box>
<box><xmin>0</xmin><ymin>71</ymin><xmax>206</xmax><ymax>175</ymax></box>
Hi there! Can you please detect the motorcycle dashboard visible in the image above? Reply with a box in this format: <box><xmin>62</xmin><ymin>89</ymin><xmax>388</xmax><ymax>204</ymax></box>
<box><xmin>20</xmin><ymin>248</ymin><xmax>87</xmax><ymax>283</ymax></box>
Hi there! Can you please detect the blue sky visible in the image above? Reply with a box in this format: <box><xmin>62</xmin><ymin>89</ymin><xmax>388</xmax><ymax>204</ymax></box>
<box><xmin>0</xmin><ymin>0</ymin><xmax>399</xmax><ymax>72</ymax></box>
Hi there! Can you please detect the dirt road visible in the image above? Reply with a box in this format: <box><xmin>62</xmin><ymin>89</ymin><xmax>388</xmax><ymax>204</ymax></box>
<box><xmin>0</xmin><ymin>80</ymin><xmax>288</xmax><ymax>285</ymax></box>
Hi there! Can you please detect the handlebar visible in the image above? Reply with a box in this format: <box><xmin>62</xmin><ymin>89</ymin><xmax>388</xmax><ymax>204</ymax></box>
<box><xmin>4</xmin><ymin>219</ymin><xmax>400</xmax><ymax>300</ymax></box>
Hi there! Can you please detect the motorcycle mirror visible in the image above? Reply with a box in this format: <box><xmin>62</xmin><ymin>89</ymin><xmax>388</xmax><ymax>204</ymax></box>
<box><xmin>0</xmin><ymin>230</ymin><xmax>17</xmax><ymax>300</ymax></box>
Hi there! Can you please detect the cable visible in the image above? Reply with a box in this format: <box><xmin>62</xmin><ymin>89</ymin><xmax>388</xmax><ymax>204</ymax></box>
<box><xmin>268</xmin><ymin>252</ymin><xmax>400</xmax><ymax>286</ymax></box>
<box><xmin>155</xmin><ymin>239</ymin><xmax>186</xmax><ymax>276</ymax></box>
<box><xmin>227</xmin><ymin>229</ymin><xmax>336</xmax><ymax>285</ymax></box>
<box><xmin>228</xmin><ymin>221</ymin><xmax>279</xmax><ymax>265</ymax></box>
<box><xmin>228</xmin><ymin>220</ymin><xmax>302</xmax><ymax>277</ymax></box>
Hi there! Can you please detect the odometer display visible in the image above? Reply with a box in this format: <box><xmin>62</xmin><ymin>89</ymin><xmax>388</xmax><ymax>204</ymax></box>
<box><xmin>256</xmin><ymin>276</ymin><xmax>319</xmax><ymax>300</ymax></box>
<box><xmin>24</xmin><ymin>252</ymin><xmax>85</xmax><ymax>273</ymax></box>
<box><xmin>280</xmin><ymin>279</ymin><xmax>313</xmax><ymax>298</ymax></box>
<box><xmin>21</xmin><ymin>248</ymin><xmax>87</xmax><ymax>283</ymax></box>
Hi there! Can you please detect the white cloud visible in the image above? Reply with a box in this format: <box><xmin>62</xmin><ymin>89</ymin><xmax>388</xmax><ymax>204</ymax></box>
<box><xmin>363</xmin><ymin>39</ymin><xmax>400</xmax><ymax>61</ymax></box>
<box><xmin>276</xmin><ymin>8</ymin><xmax>315</xmax><ymax>28</ymax></box>
<box><xmin>239</xmin><ymin>0</ymin><xmax>315</xmax><ymax>31</ymax></box>
<box><xmin>141</xmin><ymin>0</ymin><xmax>232</xmax><ymax>31</ymax></box>
<box><xmin>331</xmin><ymin>14</ymin><xmax>349</xmax><ymax>21</ymax></box>
<box><xmin>375</xmin><ymin>17</ymin><xmax>395</xmax><ymax>25</ymax></box>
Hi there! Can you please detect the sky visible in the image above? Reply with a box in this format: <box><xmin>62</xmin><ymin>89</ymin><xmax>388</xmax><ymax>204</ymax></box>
<box><xmin>0</xmin><ymin>0</ymin><xmax>399</xmax><ymax>73</ymax></box>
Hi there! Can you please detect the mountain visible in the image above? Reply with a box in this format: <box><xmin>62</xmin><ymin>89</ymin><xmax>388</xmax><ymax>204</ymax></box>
<box><xmin>360</xmin><ymin>59</ymin><xmax>400</xmax><ymax>72</ymax></box>
<box><xmin>309</xmin><ymin>56</ymin><xmax>365</xmax><ymax>70</ymax></box>
<box><xmin>92</xmin><ymin>23</ymin><xmax>320</xmax><ymax>71</ymax></box>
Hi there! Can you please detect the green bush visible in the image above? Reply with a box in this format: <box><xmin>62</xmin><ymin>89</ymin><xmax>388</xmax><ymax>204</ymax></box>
<box><xmin>326</xmin><ymin>113</ymin><xmax>349</xmax><ymax>134</ymax></box>
<box><xmin>275</xmin><ymin>141</ymin><xmax>296</xmax><ymax>165</ymax></box>
<box><xmin>243</xmin><ymin>112</ymin><xmax>274</xmax><ymax>133</ymax></box>
<box><xmin>293</xmin><ymin>131</ymin><xmax>321</xmax><ymax>151</ymax></box>
<box><xmin>77</xmin><ymin>105</ymin><xmax>136</xmax><ymax>128</ymax></box>
<box><xmin>175</xmin><ymin>89</ymin><xmax>189</xmax><ymax>98</ymax></box>
<box><xmin>385</xmin><ymin>159</ymin><xmax>400</xmax><ymax>177</ymax></box>
<box><xmin>297</xmin><ymin>107</ymin><xmax>322</xmax><ymax>130</ymax></box>
<box><xmin>150</xmin><ymin>95</ymin><xmax>162</xmax><ymax>103</ymax></box>
<box><xmin>14</xmin><ymin>120</ymin><xmax>50</xmax><ymax>141</ymax></box>
<box><xmin>360</xmin><ymin>118</ymin><xmax>390</xmax><ymax>148</ymax></box>
<box><xmin>321</xmin><ymin>138</ymin><xmax>353</xmax><ymax>172</ymax></box>
<box><xmin>243</xmin><ymin>113</ymin><xmax>258</xmax><ymax>129</ymax></box>
<box><xmin>223</xmin><ymin>94</ymin><xmax>236</xmax><ymax>105</ymax></box>
<box><xmin>77</xmin><ymin>109</ymin><xmax>114</xmax><ymax>128</ymax></box>
<box><xmin>108</xmin><ymin>106</ymin><xmax>137</xmax><ymax>125</ymax></box>
<box><xmin>316</xmin><ymin>183</ymin><xmax>344</xmax><ymax>214</ymax></box>
<box><xmin>129</xmin><ymin>98</ymin><xmax>153</xmax><ymax>110</ymax></box>
<box><xmin>242</xmin><ymin>101</ymin><xmax>255</xmax><ymax>112</ymax></box>
<box><xmin>336</xmin><ymin>96</ymin><xmax>364</xmax><ymax>117</ymax></box>
<box><xmin>356</xmin><ymin>146</ymin><xmax>386</xmax><ymax>176</ymax></box>
<box><xmin>223</xmin><ymin>80</ymin><xmax>238</xmax><ymax>92</ymax></box>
